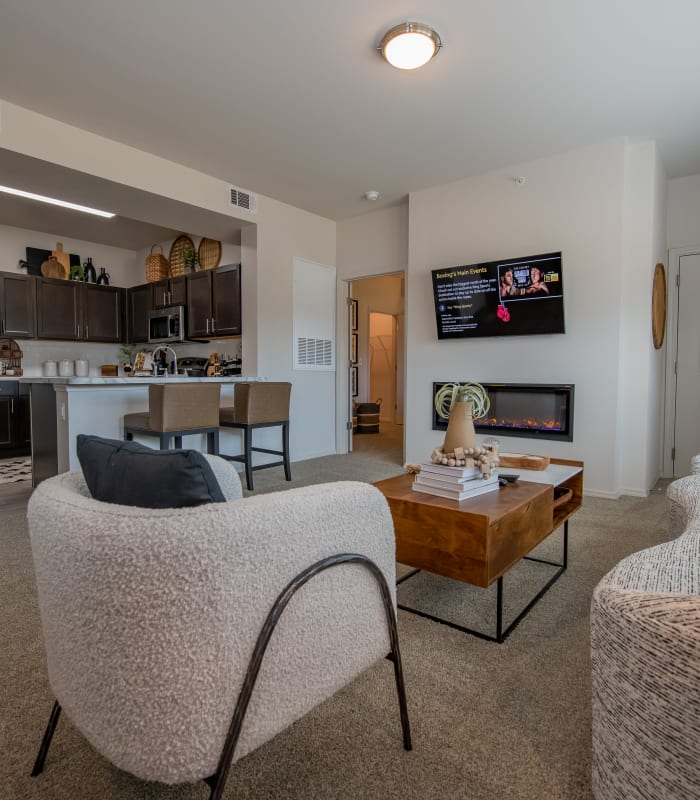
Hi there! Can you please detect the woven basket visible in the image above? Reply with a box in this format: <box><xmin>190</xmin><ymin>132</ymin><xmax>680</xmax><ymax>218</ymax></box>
<box><xmin>169</xmin><ymin>234</ymin><xmax>196</xmax><ymax>277</ymax></box>
<box><xmin>198</xmin><ymin>238</ymin><xmax>222</xmax><ymax>270</ymax></box>
<box><xmin>145</xmin><ymin>245</ymin><xmax>170</xmax><ymax>283</ymax></box>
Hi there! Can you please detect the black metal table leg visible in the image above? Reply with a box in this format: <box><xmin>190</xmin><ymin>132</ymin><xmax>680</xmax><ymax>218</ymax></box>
<box><xmin>397</xmin><ymin>521</ymin><xmax>569</xmax><ymax>643</ymax></box>
<box><xmin>31</xmin><ymin>701</ymin><xmax>61</xmax><ymax>777</ymax></box>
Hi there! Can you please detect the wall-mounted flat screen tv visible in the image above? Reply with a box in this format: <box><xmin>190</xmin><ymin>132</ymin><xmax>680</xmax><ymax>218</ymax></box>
<box><xmin>432</xmin><ymin>251</ymin><xmax>565</xmax><ymax>339</ymax></box>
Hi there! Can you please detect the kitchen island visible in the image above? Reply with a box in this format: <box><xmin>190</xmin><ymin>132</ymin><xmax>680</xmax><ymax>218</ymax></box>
<box><xmin>22</xmin><ymin>376</ymin><xmax>264</xmax><ymax>485</ymax></box>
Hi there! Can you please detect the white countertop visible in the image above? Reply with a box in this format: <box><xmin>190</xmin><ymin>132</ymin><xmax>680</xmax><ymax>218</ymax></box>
<box><xmin>21</xmin><ymin>376</ymin><xmax>261</xmax><ymax>385</ymax></box>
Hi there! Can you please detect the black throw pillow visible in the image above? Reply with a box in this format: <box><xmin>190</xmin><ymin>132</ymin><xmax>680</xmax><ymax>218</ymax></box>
<box><xmin>76</xmin><ymin>434</ymin><xmax>225</xmax><ymax>508</ymax></box>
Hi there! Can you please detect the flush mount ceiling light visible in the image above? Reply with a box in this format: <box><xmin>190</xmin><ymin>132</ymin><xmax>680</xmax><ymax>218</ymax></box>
<box><xmin>378</xmin><ymin>22</ymin><xmax>442</xmax><ymax>70</ymax></box>
<box><xmin>0</xmin><ymin>185</ymin><xmax>115</xmax><ymax>218</ymax></box>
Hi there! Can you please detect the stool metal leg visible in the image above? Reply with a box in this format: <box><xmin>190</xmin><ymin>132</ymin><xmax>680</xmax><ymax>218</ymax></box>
<box><xmin>282</xmin><ymin>422</ymin><xmax>291</xmax><ymax>481</ymax></box>
<box><xmin>173</xmin><ymin>435</ymin><xmax>183</xmax><ymax>449</ymax></box>
<box><xmin>243</xmin><ymin>426</ymin><xmax>254</xmax><ymax>490</ymax></box>
<box><xmin>208</xmin><ymin>429</ymin><xmax>220</xmax><ymax>455</ymax></box>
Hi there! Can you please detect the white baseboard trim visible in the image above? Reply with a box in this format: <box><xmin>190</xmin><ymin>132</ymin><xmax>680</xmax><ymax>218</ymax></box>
<box><xmin>583</xmin><ymin>487</ymin><xmax>650</xmax><ymax>500</ymax></box>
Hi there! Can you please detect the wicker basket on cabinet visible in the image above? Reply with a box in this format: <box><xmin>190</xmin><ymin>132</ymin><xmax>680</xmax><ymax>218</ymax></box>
<box><xmin>145</xmin><ymin>245</ymin><xmax>170</xmax><ymax>283</ymax></box>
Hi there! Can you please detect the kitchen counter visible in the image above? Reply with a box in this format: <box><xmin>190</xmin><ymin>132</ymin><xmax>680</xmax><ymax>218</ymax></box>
<box><xmin>26</xmin><ymin>376</ymin><xmax>274</xmax><ymax>484</ymax></box>
<box><xmin>21</xmin><ymin>376</ymin><xmax>259</xmax><ymax>384</ymax></box>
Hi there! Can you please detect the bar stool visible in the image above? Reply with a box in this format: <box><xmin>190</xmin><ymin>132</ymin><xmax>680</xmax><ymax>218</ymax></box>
<box><xmin>123</xmin><ymin>383</ymin><xmax>221</xmax><ymax>453</ymax></box>
<box><xmin>219</xmin><ymin>381</ymin><xmax>292</xmax><ymax>490</ymax></box>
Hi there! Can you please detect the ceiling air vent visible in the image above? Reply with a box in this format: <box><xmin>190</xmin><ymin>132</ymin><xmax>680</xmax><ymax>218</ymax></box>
<box><xmin>296</xmin><ymin>337</ymin><xmax>333</xmax><ymax>368</ymax></box>
<box><xmin>228</xmin><ymin>185</ymin><xmax>258</xmax><ymax>213</ymax></box>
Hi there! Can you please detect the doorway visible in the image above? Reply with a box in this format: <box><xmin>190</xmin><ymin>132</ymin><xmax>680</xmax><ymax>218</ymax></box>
<box><xmin>348</xmin><ymin>274</ymin><xmax>405</xmax><ymax>463</ymax></box>
<box><xmin>667</xmin><ymin>249</ymin><xmax>700</xmax><ymax>476</ymax></box>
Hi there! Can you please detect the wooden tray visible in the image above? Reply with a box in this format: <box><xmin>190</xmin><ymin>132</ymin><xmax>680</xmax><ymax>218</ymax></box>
<box><xmin>553</xmin><ymin>487</ymin><xmax>573</xmax><ymax>509</ymax></box>
<box><xmin>498</xmin><ymin>453</ymin><xmax>550</xmax><ymax>470</ymax></box>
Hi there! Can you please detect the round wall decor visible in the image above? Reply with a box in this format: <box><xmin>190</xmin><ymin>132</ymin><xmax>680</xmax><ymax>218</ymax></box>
<box><xmin>169</xmin><ymin>234</ymin><xmax>196</xmax><ymax>277</ymax></box>
<box><xmin>651</xmin><ymin>262</ymin><xmax>667</xmax><ymax>349</ymax></box>
<box><xmin>198</xmin><ymin>238</ymin><xmax>222</xmax><ymax>270</ymax></box>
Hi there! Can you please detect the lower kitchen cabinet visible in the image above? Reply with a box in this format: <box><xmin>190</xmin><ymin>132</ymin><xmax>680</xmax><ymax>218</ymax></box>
<box><xmin>0</xmin><ymin>381</ymin><xmax>30</xmax><ymax>456</ymax></box>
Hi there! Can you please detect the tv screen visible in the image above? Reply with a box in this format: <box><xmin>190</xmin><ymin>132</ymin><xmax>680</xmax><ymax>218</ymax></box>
<box><xmin>432</xmin><ymin>251</ymin><xmax>565</xmax><ymax>339</ymax></box>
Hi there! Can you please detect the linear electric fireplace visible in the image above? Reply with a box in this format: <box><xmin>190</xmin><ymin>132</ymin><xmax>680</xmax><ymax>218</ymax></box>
<box><xmin>432</xmin><ymin>383</ymin><xmax>574</xmax><ymax>442</ymax></box>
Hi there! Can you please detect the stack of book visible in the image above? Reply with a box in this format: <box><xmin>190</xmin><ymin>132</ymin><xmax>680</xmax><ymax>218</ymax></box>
<box><xmin>413</xmin><ymin>462</ymin><xmax>500</xmax><ymax>501</ymax></box>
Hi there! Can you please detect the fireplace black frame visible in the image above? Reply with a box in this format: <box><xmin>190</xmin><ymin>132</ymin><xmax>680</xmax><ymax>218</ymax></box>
<box><xmin>432</xmin><ymin>382</ymin><xmax>575</xmax><ymax>443</ymax></box>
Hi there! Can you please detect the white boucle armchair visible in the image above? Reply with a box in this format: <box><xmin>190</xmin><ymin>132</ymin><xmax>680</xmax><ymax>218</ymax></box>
<box><xmin>28</xmin><ymin>458</ymin><xmax>411</xmax><ymax>799</ymax></box>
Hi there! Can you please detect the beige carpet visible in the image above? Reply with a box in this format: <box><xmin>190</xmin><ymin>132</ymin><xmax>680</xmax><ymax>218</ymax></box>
<box><xmin>0</xmin><ymin>439</ymin><xmax>671</xmax><ymax>800</ymax></box>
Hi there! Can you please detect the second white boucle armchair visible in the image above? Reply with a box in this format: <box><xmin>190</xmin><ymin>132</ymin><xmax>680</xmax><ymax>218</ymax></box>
<box><xmin>28</xmin><ymin>459</ymin><xmax>411</xmax><ymax>799</ymax></box>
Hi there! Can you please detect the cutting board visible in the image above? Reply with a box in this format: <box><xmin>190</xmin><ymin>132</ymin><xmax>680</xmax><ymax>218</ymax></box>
<box><xmin>498</xmin><ymin>453</ymin><xmax>551</xmax><ymax>470</ymax></box>
<box><xmin>52</xmin><ymin>242</ymin><xmax>71</xmax><ymax>274</ymax></box>
<box><xmin>41</xmin><ymin>256</ymin><xmax>67</xmax><ymax>280</ymax></box>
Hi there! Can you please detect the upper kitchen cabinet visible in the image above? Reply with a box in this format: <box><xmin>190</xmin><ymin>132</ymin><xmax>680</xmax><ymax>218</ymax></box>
<box><xmin>152</xmin><ymin>276</ymin><xmax>186</xmax><ymax>309</ymax></box>
<box><xmin>126</xmin><ymin>283</ymin><xmax>151</xmax><ymax>343</ymax></box>
<box><xmin>0</xmin><ymin>273</ymin><xmax>36</xmax><ymax>339</ymax></box>
<box><xmin>187</xmin><ymin>264</ymin><xmax>241</xmax><ymax>339</ymax></box>
<box><xmin>36</xmin><ymin>278</ymin><xmax>80</xmax><ymax>340</ymax></box>
<box><xmin>82</xmin><ymin>284</ymin><xmax>123</xmax><ymax>343</ymax></box>
<box><xmin>37</xmin><ymin>278</ymin><xmax>123</xmax><ymax>342</ymax></box>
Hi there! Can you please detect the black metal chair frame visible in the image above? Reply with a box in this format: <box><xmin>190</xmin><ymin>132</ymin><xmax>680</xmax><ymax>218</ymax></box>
<box><xmin>124</xmin><ymin>424</ymin><xmax>220</xmax><ymax>454</ymax></box>
<box><xmin>220</xmin><ymin>419</ymin><xmax>290</xmax><ymax>490</ymax></box>
<box><xmin>31</xmin><ymin>554</ymin><xmax>412</xmax><ymax>799</ymax></box>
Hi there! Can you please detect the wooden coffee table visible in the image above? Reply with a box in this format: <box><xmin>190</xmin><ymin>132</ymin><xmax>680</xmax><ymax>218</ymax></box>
<box><xmin>373</xmin><ymin>459</ymin><xmax>583</xmax><ymax>642</ymax></box>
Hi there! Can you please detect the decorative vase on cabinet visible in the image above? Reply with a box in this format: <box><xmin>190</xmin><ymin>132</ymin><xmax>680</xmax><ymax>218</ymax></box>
<box><xmin>83</xmin><ymin>258</ymin><xmax>97</xmax><ymax>283</ymax></box>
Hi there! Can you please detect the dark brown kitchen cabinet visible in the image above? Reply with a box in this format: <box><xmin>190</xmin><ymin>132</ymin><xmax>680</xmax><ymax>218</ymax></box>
<box><xmin>82</xmin><ymin>284</ymin><xmax>123</xmax><ymax>342</ymax></box>
<box><xmin>36</xmin><ymin>278</ymin><xmax>80</xmax><ymax>340</ymax></box>
<box><xmin>0</xmin><ymin>381</ymin><xmax>30</xmax><ymax>456</ymax></box>
<box><xmin>126</xmin><ymin>283</ymin><xmax>151</xmax><ymax>343</ymax></box>
<box><xmin>0</xmin><ymin>273</ymin><xmax>36</xmax><ymax>338</ymax></box>
<box><xmin>187</xmin><ymin>264</ymin><xmax>241</xmax><ymax>338</ymax></box>
<box><xmin>37</xmin><ymin>279</ymin><xmax>123</xmax><ymax>342</ymax></box>
<box><xmin>152</xmin><ymin>276</ymin><xmax>186</xmax><ymax>309</ymax></box>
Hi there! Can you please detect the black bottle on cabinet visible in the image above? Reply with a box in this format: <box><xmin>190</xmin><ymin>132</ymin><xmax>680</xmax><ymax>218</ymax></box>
<box><xmin>96</xmin><ymin>267</ymin><xmax>110</xmax><ymax>285</ymax></box>
<box><xmin>83</xmin><ymin>257</ymin><xmax>97</xmax><ymax>283</ymax></box>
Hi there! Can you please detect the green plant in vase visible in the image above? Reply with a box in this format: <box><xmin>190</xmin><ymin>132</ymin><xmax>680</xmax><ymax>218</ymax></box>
<box><xmin>432</xmin><ymin>382</ymin><xmax>497</xmax><ymax>474</ymax></box>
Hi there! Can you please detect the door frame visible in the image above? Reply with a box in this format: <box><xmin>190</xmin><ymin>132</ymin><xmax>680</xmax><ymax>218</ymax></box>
<box><xmin>662</xmin><ymin>245</ymin><xmax>700</xmax><ymax>477</ymax></box>
<box><xmin>335</xmin><ymin>272</ymin><xmax>406</xmax><ymax>456</ymax></box>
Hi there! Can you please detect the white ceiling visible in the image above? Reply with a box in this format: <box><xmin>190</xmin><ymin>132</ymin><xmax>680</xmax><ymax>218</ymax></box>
<box><xmin>1</xmin><ymin>0</ymin><xmax>699</xmax><ymax>221</ymax></box>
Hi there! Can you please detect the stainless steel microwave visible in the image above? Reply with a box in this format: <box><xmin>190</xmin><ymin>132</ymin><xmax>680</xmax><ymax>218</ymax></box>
<box><xmin>148</xmin><ymin>306</ymin><xmax>185</xmax><ymax>343</ymax></box>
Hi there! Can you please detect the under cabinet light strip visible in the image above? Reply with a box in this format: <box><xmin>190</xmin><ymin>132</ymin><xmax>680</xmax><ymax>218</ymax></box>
<box><xmin>0</xmin><ymin>185</ymin><xmax>115</xmax><ymax>218</ymax></box>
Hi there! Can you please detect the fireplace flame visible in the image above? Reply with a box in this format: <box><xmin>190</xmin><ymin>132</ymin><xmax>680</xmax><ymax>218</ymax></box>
<box><xmin>481</xmin><ymin>416</ymin><xmax>564</xmax><ymax>432</ymax></box>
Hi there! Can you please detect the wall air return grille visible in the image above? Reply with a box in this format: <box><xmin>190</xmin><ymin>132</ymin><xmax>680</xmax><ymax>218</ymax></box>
<box><xmin>228</xmin><ymin>185</ymin><xmax>258</xmax><ymax>213</ymax></box>
<box><xmin>296</xmin><ymin>337</ymin><xmax>333</xmax><ymax>368</ymax></box>
<box><xmin>293</xmin><ymin>258</ymin><xmax>336</xmax><ymax>372</ymax></box>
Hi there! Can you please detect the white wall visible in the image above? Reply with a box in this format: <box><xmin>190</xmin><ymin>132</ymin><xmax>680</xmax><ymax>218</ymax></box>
<box><xmin>254</xmin><ymin>196</ymin><xmax>337</xmax><ymax>460</ymax></box>
<box><xmin>617</xmin><ymin>140</ymin><xmax>669</xmax><ymax>494</ymax></box>
<box><xmin>407</xmin><ymin>140</ymin><xmax>630</xmax><ymax>497</ymax></box>
<box><xmin>0</xmin><ymin>222</ymin><xmax>140</xmax><ymax>285</ymax></box>
<box><xmin>667</xmin><ymin>174</ymin><xmax>700</xmax><ymax>248</ymax></box>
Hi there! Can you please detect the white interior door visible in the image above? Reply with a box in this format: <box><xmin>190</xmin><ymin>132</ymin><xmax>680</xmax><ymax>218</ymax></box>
<box><xmin>673</xmin><ymin>252</ymin><xmax>700</xmax><ymax>475</ymax></box>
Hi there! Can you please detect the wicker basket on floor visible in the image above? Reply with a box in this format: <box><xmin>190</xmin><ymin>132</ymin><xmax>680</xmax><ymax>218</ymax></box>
<box><xmin>145</xmin><ymin>245</ymin><xmax>170</xmax><ymax>283</ymax></box>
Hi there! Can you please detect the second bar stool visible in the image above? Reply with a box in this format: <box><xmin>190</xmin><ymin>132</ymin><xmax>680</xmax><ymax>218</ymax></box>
<box><xmin>219</xmin><ymin>382</ymin><xmax>292</xmax><ymax>490</ymax></box>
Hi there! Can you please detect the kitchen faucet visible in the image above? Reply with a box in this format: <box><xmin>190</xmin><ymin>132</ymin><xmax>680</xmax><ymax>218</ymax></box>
<box><xmin>151</xmin><ymin>345</ymin><xmax>178</xmax><ymax>378</ymax></box>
